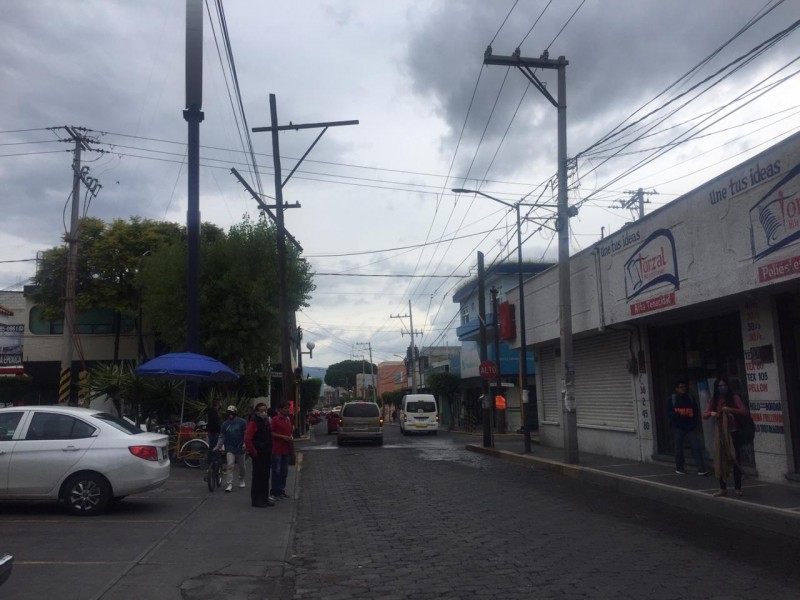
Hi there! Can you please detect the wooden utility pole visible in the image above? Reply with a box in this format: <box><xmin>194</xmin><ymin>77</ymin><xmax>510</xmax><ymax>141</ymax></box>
<box><xmin>252</xmin><ymin>95</ymin><xmax>357</xmax><ymax>407</ymax></box>
<box><xmin>483</xmin><ymin>48</ymin><xmax>577</xmax><ymax>462</ymax></box>
<box><xmin>391</xmin><ymin>302</ymin><xmax>422</xmax><ymax>393</ymax></box>
<box><xmin>58</xmin><ymin>126</ymin><xmax>101</xmax><ymax>404</ymax></box>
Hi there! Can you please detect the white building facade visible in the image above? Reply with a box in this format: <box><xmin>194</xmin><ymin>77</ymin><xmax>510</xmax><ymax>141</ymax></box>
<box><xmin>510</xmin><ymin>131</ymin><xmax>800</xmax><ymax>484</ymax></box>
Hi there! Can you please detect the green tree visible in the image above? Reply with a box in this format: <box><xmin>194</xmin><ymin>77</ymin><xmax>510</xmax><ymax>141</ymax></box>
<box><xmin>381</xmin><ymin>389</ymin><xmax>404</xmax><ymax>408</ymax></box>
<box><xmin>324</xmin><ymin>359</ymin><xmax>377</xmax><ymax>391</ymax></box>
<box><xmin>301</xmin><ymin>378</ymin><xmax>323</xmax><ymax>414</ymax></box>
<box><xmin>426</xmin><ymin>371</ymin><xmax>461</xmax><ymax>430</ymax></box>
<box><xmin>139</xmin><ymin>213</ymin><xmax>314</xmax><ymax>375</ymax></box>
<box><xmin>82</xmin><ymin>362</ymin><xmax>183</xmax><ymax>422</ymax></box>
<box><xmin>31</xmin><ymin>217</ymin><xmax>185</xmax><ymax>360</ymax></box>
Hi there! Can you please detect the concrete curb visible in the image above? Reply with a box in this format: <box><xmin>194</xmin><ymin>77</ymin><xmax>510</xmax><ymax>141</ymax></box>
<box><xmin>466</xmin><ymin>444</ymin><xmax>800</xmax><ymax>541</ymax></box>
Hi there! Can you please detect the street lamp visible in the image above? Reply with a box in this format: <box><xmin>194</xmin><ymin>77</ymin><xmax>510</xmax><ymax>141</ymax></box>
<box><xmin>452</xmin><ymin>187</ymin><xmax>552</xmax><ymax>452</ymax></box>
<box><xmin>296</xmin><ymin>328</ymin><xmax>315</xmax><ymax>435</ymax></box>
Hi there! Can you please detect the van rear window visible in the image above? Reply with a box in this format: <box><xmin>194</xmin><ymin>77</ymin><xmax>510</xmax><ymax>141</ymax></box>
<box><xmin>343</xmin><ymin>404</ymin><xmax>380</xmax><ymax>417</ymax></box>
<box><xmin>406</xmin><ymin>401</ymin><xmax>436</xmax><ymax>412</ymax></box>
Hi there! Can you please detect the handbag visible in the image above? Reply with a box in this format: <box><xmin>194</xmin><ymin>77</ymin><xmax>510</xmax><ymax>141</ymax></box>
<box><xmin>737</xmin><ymin>412</ymin><xmax>756</xmax><ymax>444</ymax></box>
<box><xmin>288</xmin><ymin>442</ymin><xmax>296</xmax><ymax>466</ymax></box>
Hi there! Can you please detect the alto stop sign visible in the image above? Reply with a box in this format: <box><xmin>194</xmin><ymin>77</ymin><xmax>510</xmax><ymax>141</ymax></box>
<box><xmin>479</xmin><ymin>360</ymin><xmax>498</xmax><ymax>380</ymax></box>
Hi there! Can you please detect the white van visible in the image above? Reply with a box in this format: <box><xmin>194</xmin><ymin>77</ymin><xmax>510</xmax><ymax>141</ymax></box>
<box><xmin>399</xmin><ymin>394</ymin><xmax>438</xmax><ymax>435</ymax></box>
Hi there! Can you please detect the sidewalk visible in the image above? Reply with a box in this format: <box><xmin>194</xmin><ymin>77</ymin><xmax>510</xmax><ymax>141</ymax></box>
<box><xmin>461</xmin><ymin>430</ymin><xmax>800</xmax><ymax>540</ymax></box>
<box><xmin>94</xmin><ymin>454</ymin><xmax>302</xmax><ymax>600</ymax></box>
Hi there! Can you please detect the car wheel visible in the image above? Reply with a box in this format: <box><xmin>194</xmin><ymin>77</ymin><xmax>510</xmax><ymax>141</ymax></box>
<box><xmin>375</xmin><ymin>437</ymin><xmax>383</xmax><ymax>446</ymax></box>
<box><xmin>62</xmin><ymin>472</ymin><xmax>112</xmax><ymax>516</ymax></box>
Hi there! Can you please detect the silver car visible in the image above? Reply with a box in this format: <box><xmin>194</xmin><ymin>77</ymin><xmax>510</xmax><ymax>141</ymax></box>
<box><xmin>0</xmin><ymin>405</ymin><xmax>170</xmax><ymax>515</ymax></box>
<box><xmin>337</xmin><ymin>402</ymin><xmax>383</xmax><ymax>446</ymax></box>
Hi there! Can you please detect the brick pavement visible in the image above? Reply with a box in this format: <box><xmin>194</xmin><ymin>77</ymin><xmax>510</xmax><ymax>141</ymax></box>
<box><xmin>289</xmin><ymin>430</ymin><xmax>800</xmax><ymax>600</ymax></box>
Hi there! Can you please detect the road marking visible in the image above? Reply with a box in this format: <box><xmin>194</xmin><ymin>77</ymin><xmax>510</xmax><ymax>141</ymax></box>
<box><xmin>16</xmin><ymin>560</ymin><xmax>129</xmax><ymax>565</ymax></box>
<box><xmin>2</xmin><ymin>519</ymin><xmax>176</xmax><ymax>524</ymax></box>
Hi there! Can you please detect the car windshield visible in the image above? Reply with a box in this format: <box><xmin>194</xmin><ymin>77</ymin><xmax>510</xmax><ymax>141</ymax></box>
<box><xmin>407</xmin><ymin>401</ymin><xmax>436</xmax><ymax>412</ymax></box>
<box><xmin>93</xmin><ymin>412</ymin><xmax>144</xmax><ymax>435</ymax></box>
<box><xmin>343</xmin><ymin>404</ymin><xmax>379</xmax><ymax>417</ymax></box>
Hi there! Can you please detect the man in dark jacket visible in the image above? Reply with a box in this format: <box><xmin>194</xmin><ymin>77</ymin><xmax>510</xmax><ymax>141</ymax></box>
<box><xmin>667</xmin><ymin>380</ymin><xmax>709</xmax><ymax>476</ymax></box>
<box><xmin>244</xmin><ymin>402</ymin><xmax>274</xmax><ymax>507</ymax></box>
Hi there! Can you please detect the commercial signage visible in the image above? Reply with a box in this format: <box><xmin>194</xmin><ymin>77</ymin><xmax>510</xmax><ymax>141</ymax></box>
<box><xmin>0</xmin><ymin>323</ymin><xmax>24</xmax><ymax>375</ymax></box>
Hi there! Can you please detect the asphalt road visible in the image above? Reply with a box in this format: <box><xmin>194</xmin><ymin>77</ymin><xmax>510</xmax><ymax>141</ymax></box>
<box><xmin>294</xmin><ymin>423</ymin><xmax>800</xmax><ymax>600</ymax></box>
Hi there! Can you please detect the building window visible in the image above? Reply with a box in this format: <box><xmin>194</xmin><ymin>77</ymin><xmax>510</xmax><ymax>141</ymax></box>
<box><xmin>461</xmin><ymin>303</ymin><xmax>470</xmax><ymax>326</ymax></box>
<box><xmin>29</xmin><ymin>306</ymin><xmax>135</xmax><ymax>335</ymax></box>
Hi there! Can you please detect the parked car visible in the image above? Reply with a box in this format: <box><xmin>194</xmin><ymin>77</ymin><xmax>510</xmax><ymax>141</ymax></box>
<box><xmin>327</xmin><ymin>410</ymin><xmax>340</xmax><ymax>434</ymax></box>
<box><xmin>0</xmin><ymin>554</ymin><xmax>12</xmax><ymax>587</ymax></box>
<box><xmin>0</xmin><ymin>405</ymin><xmax>170</xmax><ymax>516</ymax></box>
<box><xmin>337</xmin><ymin>401</ymin><xmax>383</xmax><ymax>446</ymax></box>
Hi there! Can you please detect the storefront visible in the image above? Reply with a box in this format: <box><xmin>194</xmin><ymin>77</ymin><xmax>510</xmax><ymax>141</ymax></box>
<box><xmin>514</xmin><ymin>131</ymin><xmax>800</xmax><ymax>483</ymax></box>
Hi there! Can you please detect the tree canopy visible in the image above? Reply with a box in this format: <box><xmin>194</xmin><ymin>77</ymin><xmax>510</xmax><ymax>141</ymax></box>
<box><xmin>31</xmin><ymin>214</ymin><xmax>315</xmax><ymax>378</ymax></box>
<box><xmin>31</xmin><ymin>217</ymin><xmax>186</xmax><ymax>322</ymax></box>
<box><xmin>324</xmin><ymin>359</ymin><xmax>377</xmax><ymax>390</ymax></box>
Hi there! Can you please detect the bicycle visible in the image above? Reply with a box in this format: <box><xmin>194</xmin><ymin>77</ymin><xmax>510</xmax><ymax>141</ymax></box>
<box><xmin>163</xmin><ymin>424</ymin><xmax>209</xmax><ymax>468</ymax></box>
<box><xmin>179</xmin><ymin>437</ymin><xmax>209</xmax><ymax>469</ymax></box>
<box><xmin>206</xmin><ymin>448</ymin><xmax>223</xmax><ymax>492</ymax></box>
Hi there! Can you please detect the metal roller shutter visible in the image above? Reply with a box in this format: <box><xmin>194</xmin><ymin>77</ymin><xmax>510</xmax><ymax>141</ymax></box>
<box><xmin>539</xmin><ymin>346</ymin><xmax>560</xmax><ymax>424</ymax></box>
<box><xmin>573</xmin><ymin>331</ymin><xmax>635</xmax><ymax>430</ymax></box>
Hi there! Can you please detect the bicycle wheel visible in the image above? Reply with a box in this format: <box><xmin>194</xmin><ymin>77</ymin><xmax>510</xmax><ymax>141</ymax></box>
<box><xmin>213</xmin><ymin>459</ymin><xmax>222</xmax><ymax>488</ymax></box>
<box><xmin>181</xmin><ymin>439</ymin><xmax>208</xmax><ymax>468</ymax></box>
<box><xmin>206</xmin><ymin>456</ymin><xmax>216</xmax><ymax>492</ymax></box>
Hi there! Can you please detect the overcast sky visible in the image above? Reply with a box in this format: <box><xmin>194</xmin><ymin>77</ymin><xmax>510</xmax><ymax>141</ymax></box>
<box><xmin>2</xmin><ymin>1</ymin><xmax>799</xmax><ymax>367</ymax></box>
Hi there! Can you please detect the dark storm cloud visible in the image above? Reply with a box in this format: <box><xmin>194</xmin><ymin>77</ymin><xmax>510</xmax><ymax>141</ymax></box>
<box><xmin>404</xmin><ymin>0</ymin><xmax>800</xmax><ymax>181</ymax></box>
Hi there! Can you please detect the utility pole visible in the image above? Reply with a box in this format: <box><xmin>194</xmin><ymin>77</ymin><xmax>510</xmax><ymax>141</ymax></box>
<box><xmin>252</xmin><ymin>94</ymin><xmax>357</xmax><ymax>408</ymax></box>
<box><xmin>356</xmin><ymin>341</ymin><xmax>377</xmax><ymax>403</ymax></box>
<box><xmin>490</xmin><ymin>286</ymin><xmax>504</xmax><ymax>434</ymax></box>
<box><xmin>477</xmin><ymin>252</ymin><xmax>492</xmax><ymax>447</ymax></box>
<box><xmin>59</xmin><ymin>130</ymin><xmax>82</xmax><ymax>404</ymax></box>
<box><xmin>484</xmin><ymin>47</ymin><xmax>577</xmax><ymax>463</ymax></box>
<box><xmin>616</xmin><ymin>188</ymin><xmax>657</xmax><ymax>221</ymax></box>
<box><xmin>58</xmin><ymin>126</ymin><xmax>101</xmax><ymax>405</ymax></box>
<box><xmin>391</xmin><ymin>301</ymin><xmax>421</xmax><ymax>393</ymax></box>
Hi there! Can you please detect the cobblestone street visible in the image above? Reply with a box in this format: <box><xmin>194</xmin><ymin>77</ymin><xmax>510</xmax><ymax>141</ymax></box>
<box><xmin>290</xmin><ymin>427</ymin><xmax>800</xmax><ymax>600</ymax></box>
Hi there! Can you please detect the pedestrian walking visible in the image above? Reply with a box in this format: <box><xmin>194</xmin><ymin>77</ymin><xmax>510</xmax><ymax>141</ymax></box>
<box><xmin>215</xmin><ymin>405</ymin><xmax>247</xmax><ymax>493</ymax></box>
<box><xmin>704</xmin><ymin>377</ymin><xmax>748</xmax><ymax>497</ymax></box>
<box><xmin>270</xmin><ymin>402</ymin><xmax>293</xmax><ymax>500</ymax></box>
<box><xmin>667</xmin><ymin>380</ymin><xmax>709</xmax><ymax>476</ymax></box>
<box><xmin>244</xmin><ymin>402</ymin><xmax>274</xmax><ymax>507</ymax></box>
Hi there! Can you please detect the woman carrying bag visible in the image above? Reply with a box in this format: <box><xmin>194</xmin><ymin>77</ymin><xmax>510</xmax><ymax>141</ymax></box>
<box><xmin>703</xmin><ymin>377</ymin><xmax>748</xmax><ymax>497</ymax></box>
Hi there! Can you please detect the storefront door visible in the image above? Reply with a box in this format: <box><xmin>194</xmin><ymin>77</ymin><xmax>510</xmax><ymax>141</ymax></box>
<box><xmin>777</xmin><ymin>293</ymin><xmax>800</xmax><ymax>474</ymax></box>
<box><xmin>650</xmin><ymin>312</ymin><xmax>748</xmax><ymax>463</ymax></box>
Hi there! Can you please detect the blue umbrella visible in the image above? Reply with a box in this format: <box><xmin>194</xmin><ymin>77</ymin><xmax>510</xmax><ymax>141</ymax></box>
<box><xmin>135</xmin><ymin>352</ymin><xmax>239</xmax><ymax>382</ymax></box>
<box><xmin>135</xmin><ymin>352</ymin><xmax>239</xmax><ymax>426</ymax></box>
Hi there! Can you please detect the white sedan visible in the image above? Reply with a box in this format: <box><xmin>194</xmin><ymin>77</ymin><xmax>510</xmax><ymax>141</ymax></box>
<box><xmin>0</xmin><ymin>405</ymin><xmax>170</xmax><ymax>516</ymax></box>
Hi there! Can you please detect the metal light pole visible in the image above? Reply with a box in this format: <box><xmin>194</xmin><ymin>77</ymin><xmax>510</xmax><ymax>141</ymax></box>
<box><xmin>184</xmin><ymin>0</ymin><xmax>204</xmax><ymax>354</ymax></box>
<box><xmin>453</xmin><ymin>188</ymin><xmax>555</xmax><ymax>452</ymax></box>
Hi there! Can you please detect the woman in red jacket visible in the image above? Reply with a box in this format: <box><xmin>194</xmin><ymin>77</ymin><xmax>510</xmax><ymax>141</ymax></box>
<box><xmin>703</xmin><ymin>377</ymin><xmax>748</xmax><ymax>497</ymax></box>
<box><xmin>270</xmin><ymin>403</ymin><xmax>294</xmax><ymax>499</ymax></box>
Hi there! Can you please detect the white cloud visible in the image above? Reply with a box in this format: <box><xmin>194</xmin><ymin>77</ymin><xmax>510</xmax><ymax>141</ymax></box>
<box><xmin>2</xmin><ymin>0</ymin><xmax>799</xmax><ymax>366</ymax></box>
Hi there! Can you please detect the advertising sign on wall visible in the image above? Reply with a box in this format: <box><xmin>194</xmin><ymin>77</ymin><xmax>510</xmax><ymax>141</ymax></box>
<box><xmin>0</xmin><ymin>323</ymin><xmax>24</xmax><ymax>375</ymax></box>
